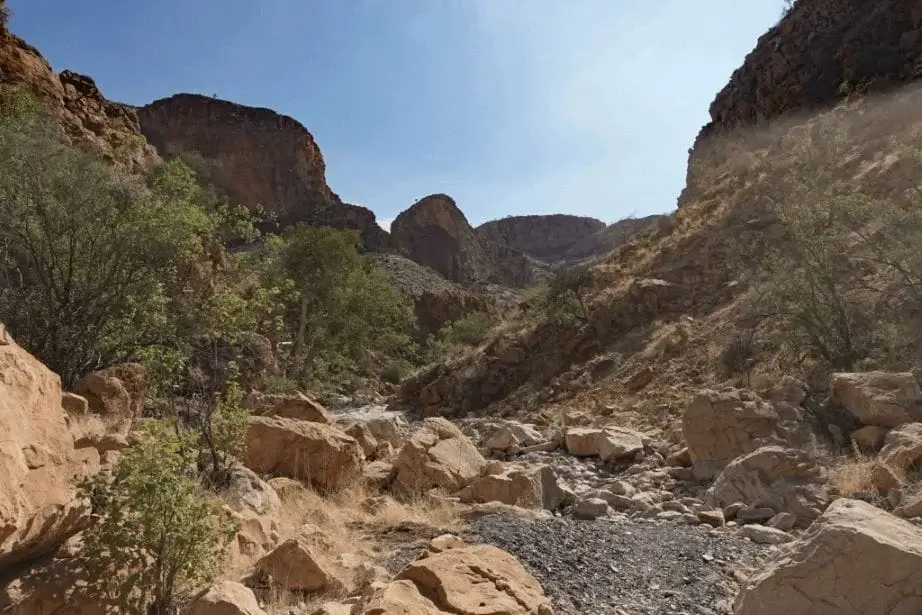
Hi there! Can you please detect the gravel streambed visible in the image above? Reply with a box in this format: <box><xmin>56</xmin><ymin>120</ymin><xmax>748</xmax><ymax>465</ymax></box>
<box><xmin>467</xmin><ymin>514</ymin><xmax>772</xmax><ymax>615</ymax></box>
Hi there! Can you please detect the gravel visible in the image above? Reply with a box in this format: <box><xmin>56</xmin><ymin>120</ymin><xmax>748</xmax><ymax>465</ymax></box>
<box><xmin>467</xmin><ymin>514</ymin><xmax>773</xmax><ymax>615</ymax></box>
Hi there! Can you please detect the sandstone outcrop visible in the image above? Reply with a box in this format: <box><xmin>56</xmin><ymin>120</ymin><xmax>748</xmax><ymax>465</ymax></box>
<box><xmin>137</xmin><ymin>94</ymin><xmax>389</xmax><ymax>250</ymax></box>
<box><xmin>390</xmin><ymin>194</ymin><xmax>538</xmax><ymax>287</ymax></box>
<box><xmin>0</xmin><ymin>330</ymin><xmax>100</xmax><ymax>569</ymax></box>
<box><xmin>734</xmin><ymin>498</ymin><xmax>922</xmax><ymax>615</ymax></box>
<box><xmin>0</xmin><ymin>21</ymin><xmax>158</xmax><ymax>171</ymax></box>
<box><xmin>392</xmin><ymin>417</ymin><xmax>485</xmax><ymax>493</ymax></box>
<box><xmin>244</xmin><ymin>416</ymin><xmax>363</xmax><ymax>492</ymax></box>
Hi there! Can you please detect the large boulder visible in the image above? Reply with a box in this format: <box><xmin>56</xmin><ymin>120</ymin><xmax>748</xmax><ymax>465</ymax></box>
<box><xmin>357</xmin><ymin>536</ymin><xmax>551</xmax><ymax>615</ymax></box>
<box><xmin>244</xmin><ymin>416</ymin><xmax>363</xmax><ymax>492</ymax></box>
<box><xmin>683</xmin><ymin>388</ymin><xmax>805</xmax><ymax>479</ymax></box>
<box><xmin>245</xmin><ymin>391</ymin><xmax>333</xmax><ymax>424</ymax></box>
<box><xmin>880</xmin><ymin>422</ymin><xmax>922</xmax><ymax>473</ymax></box>
<box><xmin>73</xmin><ymin>363</ymin><xmax>147</xmax><ymax>426</ymax></box>
<box><xmin>829</xmin><ymin>371</ymin><xmax>922</xmax><ymax>428</ymax></box>
<box><xmin>254</xmin><ymin>524</ymin><xmax>345</xmax><ymax>593</ymax></box>
<box><xmin>0</xmin><ymin>332</ymin><xmax>100</xmax><ymax>569</ymax></box>
<box><xmin>564</xmin><ymin>426</ymin><xmax>644</xmax><ymax>461</ymax></box>
<box><xmin>187</xmin><ymin>581</ymin><xmax>266</xmax><ymax>615</ymax></box>
<box><xmin>706</xmin><ymin>446</ymin><xmax>829</xmax><ymax>528</ymax></box>
<box><xmin>392</xmin><ymin>418</ymin><xmax>485</xmax><ymax>493</ymax></box>
<box><xmin>734</xmin><ymin>499</ymin><xmax>922</xmax><ymax>615</ymax></box>
<box><xmin>459</xmin><ymin>465</ymin><xmax>571</xmax><ymax>511</ymax></box>
<box><xmin>484</xmin><ymin>422</ymin><xmax>544</xmax><ymax>452</ymax></box>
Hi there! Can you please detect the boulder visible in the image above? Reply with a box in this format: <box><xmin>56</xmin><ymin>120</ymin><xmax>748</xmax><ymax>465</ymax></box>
<box><xmin>459</xmin><ymin>465</ymin><xmax>571</xmax><ymax>510</ymax></box>
<box><xmin>244</xmin><ymin>416</ymin><xmax>363</xmax><ymax>492</ymax></box>
<box><xmin>61</xmin><ymin>392</ymin><xmax>89</xmax><ymax>415</ymax></box>
<box><xmin>850</xmin><ymin>425</ymin><xmax>889</xmax><ymax>451</ymax></box>
<box><xmin>73</xmin><ymin>363</ymin><xmax>147</xmax><ymax>425</ymax></box>
<box><xmin>392</xmin><ymin>418</ymin><xmax>485</xmax><ymax>493</ymax></box>
<box><xmin>734</xmin><ymin>499</ymin><xmax>922</xmax><ymax>615</ymax></box>
<box><xmin>388</xmin><ymin>541</ymin><xmax>552</xmax><ymax>615</ymax></box>
<box><xmin>248</xmin><ymin>391</ymin><xmax>333</xmax><ymax>424</ymax></box>
<box><xmin>363</xmin><ymin>414</ymin><xmax>409</xmax><ymax>447</ymax></box>
<box><xmin>187</xmin><ymin>581</ymin><xmax>266</xmax><ymax>615</ymax></box>
<box><xmin>880</xmin><ymin>422</ymin><xmax>922</xmax><ymax>472</ymax></box>
<box><xmin>706</xmin><ymin>446</ymin><xmax>829</xmax><ymax>528</ymax></box>
<box><xmin>829</xmin><ymin>371</ymin><xmax>922</xmax><ymax>428</ymax></box>
<box><xmin>254</xmin><ymin>524</ymin><xmax>344</xmax><ymax>593</ymax></box>
<box><xmin>683</xmin><ymin>388</ymin><xmax>806</xmax><ymax>479</ymax></box>
<box><xmin>222</xmin><ymin>464</ymin><xmax>281</xmax><ymax>517</ymax></box>
<box><xmin>0</xmin><ymin>333</ymin><xmax>100</xmax><ymax>569</ymax></box>
<box><xmin>484</xmin><ymin>422</ymin><xmax>544</xmax><ymax>452</ymax></box>
<box><xmin>346</xmin><ymin>422</ymin><xmax>379</xmax><ymax>458</ymax></box>
<box><xmin>739</xmin><ymin>524</ymin><xmax>793</xmax><ymax>545</ymax></box>
<box><xmin>573</xmin><ymin>497</ymin><xmax>610</xmax><ymax>520</ymax></box>
<box><xmin>564</xmin><ymin>426</ymin><xmax>644</xmax><ymax>461</ymax></box>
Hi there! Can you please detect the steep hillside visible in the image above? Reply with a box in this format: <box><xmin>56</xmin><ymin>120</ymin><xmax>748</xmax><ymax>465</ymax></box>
<box><xmin>0</xmin><ymin>15</ymin><xmax>157</xmax><ymax>170</ymax></box>
<box><xmin>137</xmin><ymin>94</ymin><xmax>390</xmax><ymax>251</ymax></box>
<box><xmin>390</xmin><ymin>194</ymin><xmax>543</xmax><ymax>287</ymax></box>
<box><xmin>398</xmin><ymin>0</ymin><xmax>922</xmax><ymax>424</ymax></box>
<box><xmin>560</xmin><ymin>214</ymin><xmax>667</xmax><ymax>264</ymax></box>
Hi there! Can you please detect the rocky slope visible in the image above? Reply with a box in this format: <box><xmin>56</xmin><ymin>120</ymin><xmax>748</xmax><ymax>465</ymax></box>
<box><xmin>391</xmin><ymin>194</ymin><xmax>543</xmax><ymax>287</ymax></box>
<box><xmin>0</xmin><ymin>14</ymin><xmax>157</xmax><ymax>171</ymax></box>
<box><xmin>137</xmin><ymin>93</ymin><xmax>390</xmax><ymax>251</ymax></box>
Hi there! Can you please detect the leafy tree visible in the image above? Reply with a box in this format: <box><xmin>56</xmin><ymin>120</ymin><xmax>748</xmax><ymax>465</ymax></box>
<box><xmin>0</xmin><ymin>93</ymin><xmax>216</xmax><ymax>385</ymax></box>
<box><xmin>542</xmin><ymin>266</ymin><xmax>594</xmax><ymax>325</ymax></box>
<box><xmin>79</xmin><ymin>421</ymin><xmax>236</xmax><ymax>615</ymax></box>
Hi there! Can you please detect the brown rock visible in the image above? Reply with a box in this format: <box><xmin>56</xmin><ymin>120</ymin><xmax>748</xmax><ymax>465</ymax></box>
<box><xmin>60</xmin><ymin>392</ymin><xmax>88</xmax><ymax>415</ymax></box>
<box><xmin>391</xmin><ymin>194</ymin><xmax>537</xmax><ymax>287</ymax></box>
<box><xmin>73</xmin><ymin>362</ymin><xmax>148</xmax><ymax>428</ymax></box>
<box><xmin>392</xmin><ymin>543</ymin><xmax>552</xmax><ymax>615</ymax></box>
<box><xmin>830</xmin><ymin>371</ymin><xmax>922</xmax><ymax>428</ymax></box>
<box><xmin>246</xmin><ymin>391</ymin><xmax>333</xmax><ymax>424</ymax></box>
<box><xmin>138</xmin><ymin>94</ymin><xmax>389</xmax><ymax>250</ymax></box>
<box><xmin>187</xmin><ymin>581</ymin><xmax>266</xmax><ymax>615</ymax></box>
<box><xmin>459</xmin><ymin>464</ymin><xmax>570</xmax><ymax>511</ymax></box>
<box><xmin>244</xmin><ymin>416</ymin><xmax>363</xmax><ymax>492</ymax></box>
<box><xmin>850</xmin><ymin>425</ymin><xmax>890</xmax><ymax>451</ymax></box>
<box><xmin>706</xmin><ymin>446</ymin><xmax>829</xmax><ymax>528</ymax></box>
<box><xmin>682</xmin><ymin>388</ymin><xmax>805</xmax><ymax>479</ymax></box>
<box><xmin>476</xmin><ymin>214</ymin><xmax>605</xmax><ymax>262</ymax></box>
<box><xmin>880</xmin><ymin>422</ymin><xmax>922</xmax><ymax>473</ymax></box>
<box><xmin>0</xmin><ymin>332</ymin><xmax>100</xmax><ymax>569</ymax></box>
<box><xmin>392</xmin><ymin>418</ymin><xmax>485</xmax><ymax>493</ymax></box>
<box><xmin>346</xmin><ymin>422</ymin><xmax>379</xmax><ymax>458</ymax></box>
<box><xmin>254</xmin><ymin>524</ymin><xmax>344</xmax><ymax>593</ymax></box>
<box><xmin>564</xmin><ymin>426</ymin><xmax>644</xmax><ymax>461</ymax></box>
<box><xmin>734</xmin><ymin>499</ymin><xmax>922</xmax><ymax>615</ymax></box>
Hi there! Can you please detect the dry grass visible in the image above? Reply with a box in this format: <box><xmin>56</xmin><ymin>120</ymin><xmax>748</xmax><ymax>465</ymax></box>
<box><xmin>829</xmin><ymin>452</ymin><xmax>905</xmax><ymax>499</ymax></box>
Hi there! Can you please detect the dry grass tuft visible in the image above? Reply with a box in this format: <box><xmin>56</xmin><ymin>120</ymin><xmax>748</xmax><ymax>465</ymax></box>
<box><xmin>829</xmin><ymin>452</ymin><xmax>904</xmax><ymax>499</ymax></box>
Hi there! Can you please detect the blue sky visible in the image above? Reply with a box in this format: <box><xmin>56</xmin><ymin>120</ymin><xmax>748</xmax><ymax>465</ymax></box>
<box><xmin>9</xmin><ymin>1</ymin><xmax>782</xmax><ymax>229</ymax></box>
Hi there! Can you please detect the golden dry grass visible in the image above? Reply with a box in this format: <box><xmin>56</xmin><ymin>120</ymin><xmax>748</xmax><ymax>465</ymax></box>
<box><xmin>829</xmin><ymin>452</ymin><xmax>904</xmax><ymax>499</ymax></box>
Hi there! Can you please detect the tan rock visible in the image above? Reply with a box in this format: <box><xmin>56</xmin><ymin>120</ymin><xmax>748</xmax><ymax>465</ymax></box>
<box><xmin>61</xmin><ymin>392</ymin><xmax>88</xmax><ymax>415</ymax></box>
<box><xmin>565</xmin><ymin>426</ymin><xmax>644</xmax><ymax>461</ymax></box>
<box><xmin>309</xmin><ymin>603</ymin><xmax>353</xmax><ymax>615</ymax></box>
<box><xmin>895</xmin><ymin>492</ymin><xmax>922</xmax><ymax>518</ymax></box>
<box><xmin>0</xmin><ymin>333</ymin><xmax>100</xmax><ymax>569</ymax></box>
<box><xmin>880</xmin><ymin>422</ymin><xmax>922</xmax><ymax>472</ymax></box>
<box><xmin>187</xmin><ymin>581</ymin><xmax>266</xmax><ymax>615</ymax></box>
<box><xmin>392</xmin><ymin>418</ymin><xmax>485</xmax><ymax>493</ymax></box>
<box><xmin>459</xmin><ymin>465</ymin><xmax>570</xmax><ymax>511</ymax></box>
<box><xmin>739</xmin><ymin>524</ymin><xmax>793</xmax><ymax>545</ymax></box>
<box><xmin>362</xmin><ymin>460</ymin><xmax>394</xmax><ymax>490</ymax></box>
<box><xmin>346</xmin><ymin>422</ymin><xmax>379</xmax><ymax>458</ymax></box>
<box><xmin>244</xmin><ymin>416</ymin><xmax>363</xmax><ymax>492</ymax></box>
<box><xmin>734</xmin><ymin>499</ymin><xmax>922</xmax><ymax>615</ymax></box>
<box><xmin>706</xmin><ymin>446</ymin><xmax>829</xmax><ymax>528</ymax></box>
<box><xmin>830</xmin><ymin>371</ymin><xmax>922</xmax><ymax>428</ymax></box>
<box><xmin>850</xmin><ymin>425</ymin><xmax>890</xmax><ymax>451</ymax></box>
<box><xmin>364</xmin><ymin>414</ymin><xmax>409</xmax><ymax>447</ymax></box>
<box><xmin>73</xmin><ymin>362</ymin><xmax>147</xmax><ymax>423</ymax></box>
<box><xmin>358</xmin><ymin>579</ymin><xmax>442</xmax><ymax>614</ymax></box>
<box><xmin>262</xmin><ymin>392</ymin><xmax>333</xmax><ymax>424</ymax></box>
<box><xmin>255</xmin><ymin>524</ymin><xmax>344</xmax><ymax>592</ymax></box>
<box><xmin>222</xmin><ymin>464</ymin><xmax>281</xmax><ymax>517</ymax></box>
<box><xmin>392</xmin><ymin>543</ymin><xmax>552</xmax><ymax>615</ymax></box>
<box><xmin>484</xmin><ymin>422</ymin><xmax>543</xmax><ymax>452</ymax></box>
<box><xmin>683</xmin><ymin>388</ymin><xmax>805</xmax><ymax>479</ymax></box>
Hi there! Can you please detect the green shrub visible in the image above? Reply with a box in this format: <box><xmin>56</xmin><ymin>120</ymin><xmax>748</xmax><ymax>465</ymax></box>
<box><xmin>79</xmin><ymin>422</ymin><xmax>236</xmax><ymax>614</ymax></box>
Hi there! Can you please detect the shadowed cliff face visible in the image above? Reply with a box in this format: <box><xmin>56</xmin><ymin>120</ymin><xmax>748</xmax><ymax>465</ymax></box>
<box><xmin>390</xmin><ymin>194</ymin><xmax>539</xmax><ymax>287</ymax></box>
<box><xmin>137</xmin><ymin>93</ymin><xmax>390</xmax><ymax>250</ymax></box>
<box><xmin>0</xmin><ymin>19</ymin><xmax>157</xmax><ymax>171</ymax></box>
<box><xmin>476</xmin><ymin>215</ymin><xmax>605</xmax><ymax>263</ymax></box>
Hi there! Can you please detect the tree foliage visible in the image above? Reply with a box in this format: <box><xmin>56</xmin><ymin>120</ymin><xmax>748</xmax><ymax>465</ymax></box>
<box><xmin>79</xmin><ymin>422</ymin><xmax>236</xmax><ymax>614</ymax></box>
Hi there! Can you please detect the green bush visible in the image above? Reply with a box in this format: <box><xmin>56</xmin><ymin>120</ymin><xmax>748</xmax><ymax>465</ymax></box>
<box><xmin>79</xmin><ymin>422</ymin><xmax>236</xmax><ymax>614</ymax></box>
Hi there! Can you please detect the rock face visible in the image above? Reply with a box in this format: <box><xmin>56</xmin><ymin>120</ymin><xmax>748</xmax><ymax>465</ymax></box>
<box><xmin>390</xmin><ymin>194</ymin><xmax>537</xmax><ymax>287</ymax></box>
<box><xmin>137</xmin><ymin>94</ymin><xmax>389</xmax><ymax>250</ymax></box>
<box><xmin>0</xmin><ymin>22</ymin><xmax>157</xmax><ymax>170</ymax></box>
<box><xmin>706</xmin><ymin>446</ymin><xmax>829</xmax><ymax>528</ymax></box>
<box><xmin>477</xmin><ymin>214</ymin><xmax>605</xmax><ymax>262</ymax></box>
<box><xmin>734</xmin><ymin>499</ymin><xmax>922</xmax><ymax>615</ymax></box>
<box><xmin>0</xmin><ymin>329</ymin><xmax>99</xmax><ymax>569</ymax></box>
<box><xmin>559</xmin><ymin>214</ymin><xmax>666</xmax><ymax>263</ymax></box>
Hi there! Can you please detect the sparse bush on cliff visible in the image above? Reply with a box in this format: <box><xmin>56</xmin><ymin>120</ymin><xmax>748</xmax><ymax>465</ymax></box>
<box><xmin>79</xmin><ymin>422</ymin><xmax>236</xmax><ymax>614</ymax></box>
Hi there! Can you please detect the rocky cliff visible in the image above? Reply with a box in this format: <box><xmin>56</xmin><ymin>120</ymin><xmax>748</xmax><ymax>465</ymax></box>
<box><xmin>476</xmin><ymin>215</ymin><xmax>605</xmax><ymax>263</ymax></box>
<box><xmin>390</xmin><ymin>194</ymin><xmax>539</xmax><ymax>287</ymax></box>
<box><xmin>0</xmin><ymin>17</ymin><xmax>157</xmax><ymax>171</ymax></box>
<box><xmin>137</xmin><ymin>94</ymin><xmax>390</xmax><ymax>251</ymax></box>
